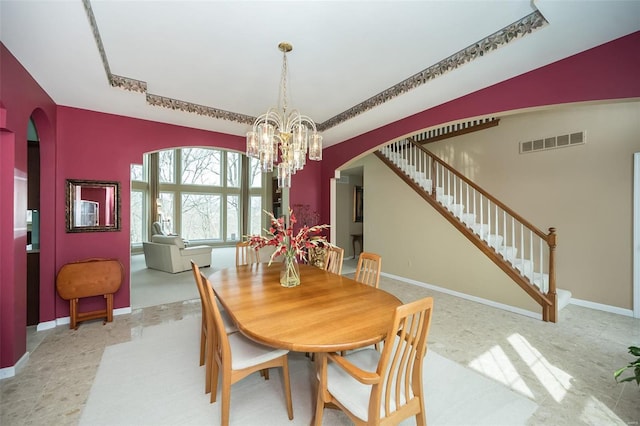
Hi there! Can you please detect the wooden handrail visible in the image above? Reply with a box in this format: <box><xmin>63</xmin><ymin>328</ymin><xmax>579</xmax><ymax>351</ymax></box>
<box><xmin>406</xmin><ymin>137</ymin><xmax>551</xmax><ymax>242</ymax></box>
<box><xmin>377</xmin><ymin>138</ymin><xmax>558</xmax><ymax>322</ymax></box>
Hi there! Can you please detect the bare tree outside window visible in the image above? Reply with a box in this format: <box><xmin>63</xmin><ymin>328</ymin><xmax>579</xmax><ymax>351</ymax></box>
<box><xmin>182</xmin><ymin>148</ymin><xmax>221</xmax><ymax>186</ymax></box>
<box><xmin>130</xmin><ymin>190</ymin><xmax>144</xmax><ymax>243</ymax></box>
<box><xmin>249</xmin><ymin>195</ymin><xmax>262</xmax><ymax>236</ymax></box>
<box><xmin>227</xmin><ymin>152</ymin><xmax>240</xmax><ymax>188</ymax></box>
<box><xmin>249</xmin><ymin>158</ymin><xmax>262</xmax><ymax>188</ymax></box>
<box><xmin>146</xmin><ymin>147</ymin><xmax>264</xmax><ymax>244</ymax></box>
<box><xmin>226</xmin><ymin>195</ymin><xmax>239</xmax><ymax>240</ymax></box>
<box><xmin>159</xmin><ymin>150</ymin><xmax>175</xmax><ymax>183</ymax></box>
<box><xmin>182</xmin><ymin>193</ymin><xmax>221</xmax><ymax>240</ymax></box>
<box><xmin>130</xmin><ymin>164</ymin><xmax>144</xmax><ymax>182</ymax></box>
<box><xmin>158</xmin><ymin>192</ymin><xmax>175</xmax><ymax>234</ymax></box>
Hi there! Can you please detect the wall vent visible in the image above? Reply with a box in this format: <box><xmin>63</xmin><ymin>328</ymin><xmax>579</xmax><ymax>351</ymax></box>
<box><xmin>520</xmin><ymin>131</ymin><xmax>585</xmax><ymax>154</ymax></box>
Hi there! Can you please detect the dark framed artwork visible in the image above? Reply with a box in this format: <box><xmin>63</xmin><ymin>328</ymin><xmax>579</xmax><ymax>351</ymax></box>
<box><xmin>354</xmin><ymin>185</ymin><xmax>363</xmax><ymax>222</ymax></box>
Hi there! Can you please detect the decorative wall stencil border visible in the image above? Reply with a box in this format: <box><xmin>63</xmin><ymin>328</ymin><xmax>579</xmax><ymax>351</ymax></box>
<box><xmin>317</xmin><ymin>11</ymin><xmax>547</xmax><ymax>131</ymax></box>
<box><xmin>83</xmin><ymin>1</ymin><xmax>546</xmax><ymax>130</ymax></box>
<box><xmin>146</xmin><ymin>94</ymin><xmax>255</xmax><ymax>124</ymax></box>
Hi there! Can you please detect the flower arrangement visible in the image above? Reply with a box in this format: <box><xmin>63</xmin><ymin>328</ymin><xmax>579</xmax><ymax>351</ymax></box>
<box><xmin>248</xmin><ymin>209</ymin><xmax>330</xmax><ymax>264</ymax></box>
<box><xmin>248</xmin><ymin>209</ymin><xmax>331</xmax><ymax>287</ymax></box>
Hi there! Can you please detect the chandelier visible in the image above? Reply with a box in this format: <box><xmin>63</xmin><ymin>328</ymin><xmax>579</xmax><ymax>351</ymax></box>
<box><xmin>246</xmin><ymin>42</ymin><xmax>322</xmax><ymax>188</ymax></box>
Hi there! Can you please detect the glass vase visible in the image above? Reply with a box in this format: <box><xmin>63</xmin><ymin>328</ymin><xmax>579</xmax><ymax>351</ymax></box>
<box><xmin>280</xmin><ymin>255</ymin><xmax>300</xmax><ymax>287</ymax></box>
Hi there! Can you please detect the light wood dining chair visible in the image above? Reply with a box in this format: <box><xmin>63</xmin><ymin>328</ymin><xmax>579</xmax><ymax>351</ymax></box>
<box><xmin>200</xmin><ymin>272</ymin><xmax>294</xmax><ymax>425</ymax></box>
<box><xmin>314</xmin><ymin>297</ymin><xmax>434</xmax><ymax>426</ymax></box>
<box><xmin>323</xmin><ymin>245</ymin><xmax>344</xmax><ymax>275</ymax></box>
<box><xmin>191</xmin><ymin>261</ymin><xmax>238</xmax><ymax>369</ymax></box>
<box><xmin>235</xmin><ymin>241</ymin><xmax>257</xmax><ymax>266</ymax></box>
<box><xmin>354</xmin><ymin>251</ymin><xmax>382</xmax><ymax>288</ymax></box>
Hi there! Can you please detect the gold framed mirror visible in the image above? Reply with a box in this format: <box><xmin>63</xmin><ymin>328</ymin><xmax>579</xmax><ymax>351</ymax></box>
<box><xmin>66</xmin><ymin>179</ymin><xmax>121</xmax><ymax>233</ymax></box>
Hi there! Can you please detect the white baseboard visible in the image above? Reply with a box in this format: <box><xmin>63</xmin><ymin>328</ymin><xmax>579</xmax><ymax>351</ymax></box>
<box><xmin>0</xmin><ymin>351</ymin><xmax>29</xmax><ymax>380</ymax></box>
<box><xmin>36</xmin><ymin>320</ymin><xmax>56</xmax><ymax>331</ymax></box>
<box><xmin>381</xmin><ymin>272</ymin><xmax>542</xmax><ymax>320</ymax></box>
<box><xmin>38</xmin><ymin>306</ymin><xmax>133</xmax><ymax>329</ymax></box>
<box><xmin>382</xmin><ymin>272</ymin><xmax>636</xmax><ymax>320</ymax></box>
<box><xmin>569</xmin><ymin>298</ymin><xmax>634</xmax><ymax>317</ymax></box>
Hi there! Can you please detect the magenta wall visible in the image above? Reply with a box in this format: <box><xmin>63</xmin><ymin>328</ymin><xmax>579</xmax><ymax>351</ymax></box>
<box><xmin>0</xmin><ymin>44</ymin><xmax>56</xmax><ymax>369</ymax></box>
<box><xmin>319</xmin><ymin>31</ymin><xmax>640</xmax><ymax>224</ymax></box>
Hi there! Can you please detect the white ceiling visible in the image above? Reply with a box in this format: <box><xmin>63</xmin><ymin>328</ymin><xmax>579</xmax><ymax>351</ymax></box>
<box><xmin>1</xmin><ymin>1</ymin><xmax>639</xmax><ymax>147</ymax></box>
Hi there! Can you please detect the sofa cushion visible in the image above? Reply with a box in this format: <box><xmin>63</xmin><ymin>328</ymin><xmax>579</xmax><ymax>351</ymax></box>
<box><xmin>151</xmin><ymin>234</ymin><xmax>185</xmax><ymax>249</ymax></box>
<box><xmin>183</xmin><ymin>245</ymin><xmax>212</xmax><ymax>256</ymax></box>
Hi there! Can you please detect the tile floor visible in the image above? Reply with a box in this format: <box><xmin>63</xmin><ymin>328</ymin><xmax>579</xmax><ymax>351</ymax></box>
<box><xmin>1</xmin><ymin>257</ymin><xmax>639</xmax><ymax>425</ymax></box>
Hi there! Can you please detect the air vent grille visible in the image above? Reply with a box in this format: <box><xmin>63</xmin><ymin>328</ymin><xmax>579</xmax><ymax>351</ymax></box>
<box><xmin>520</xmin><ymin>131</ymin><xmax>585</xmax><ymax>154</ymax></box>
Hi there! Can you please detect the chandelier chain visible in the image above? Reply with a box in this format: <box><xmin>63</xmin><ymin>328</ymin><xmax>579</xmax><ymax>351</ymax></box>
<box><xmin>279</xmin><ymin>49</ymin><xmax>289</xmax><ymax>115</ymax></box>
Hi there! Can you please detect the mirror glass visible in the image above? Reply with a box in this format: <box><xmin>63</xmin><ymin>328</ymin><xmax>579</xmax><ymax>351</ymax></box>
<box><xmin>66</xmin><ymin>179</ymin><xmax>121</xmax><ymax>233</ymax></box>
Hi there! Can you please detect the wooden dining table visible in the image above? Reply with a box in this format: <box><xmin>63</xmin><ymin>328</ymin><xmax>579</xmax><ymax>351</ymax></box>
<box><xmin>208</xmin><ymin>262</ymin><xmax>402</xmax><ymax>353</ymax></box>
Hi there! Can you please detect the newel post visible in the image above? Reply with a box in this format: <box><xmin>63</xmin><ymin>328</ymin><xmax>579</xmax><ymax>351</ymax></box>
<box><xmin>547</xmin><ymin>227</ymin><xmax>558</xmax><ymax>322</ymax></box>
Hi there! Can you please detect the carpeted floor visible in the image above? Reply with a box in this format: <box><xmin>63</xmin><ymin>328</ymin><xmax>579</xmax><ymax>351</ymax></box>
<box><xmin>80</xmin><ymin>315</ymin><xmax>537</xmax><ymax>426</ymax></box>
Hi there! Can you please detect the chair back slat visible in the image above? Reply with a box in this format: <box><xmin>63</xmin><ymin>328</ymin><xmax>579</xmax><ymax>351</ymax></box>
<box><xmin>374</xmin><ymin>297</ymin><xmax>433</xmax><ymax>422</ymax></box>
<box><xmin>355</xmin><ymin>252</ymin><xmax>382</xmax><ymax>288</ymax></box>
<box><xmin>236</xmin><ymin>241</ymin><xmax>257</xmax><ymax>266</ymax></box>
<box><xmin>324</xmin><ymin>246</ymin><xmax>344</xmax><ymax>275</ymax></box>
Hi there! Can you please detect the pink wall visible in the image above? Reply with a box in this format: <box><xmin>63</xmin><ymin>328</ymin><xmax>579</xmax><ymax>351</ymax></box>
<box><xmin>319</xmin><ymin>31</ymin><xmax>640</xmax><ymax>224</ymax></box>
<box><xmin>0</xmin><ymin>44</ymin><xmax>56</xmax><ymax>369</ymax></box>
<box><xmin>1</xmin><ymin>31</ymin><xmax>639</xmax><ymax>371</ymax></box>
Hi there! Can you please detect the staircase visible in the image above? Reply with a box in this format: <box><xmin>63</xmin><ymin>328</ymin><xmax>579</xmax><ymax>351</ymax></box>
<box><xmin>376</xmin><ymin>137</ymin><xmax>571</xmax><ymax>322</ymax></box>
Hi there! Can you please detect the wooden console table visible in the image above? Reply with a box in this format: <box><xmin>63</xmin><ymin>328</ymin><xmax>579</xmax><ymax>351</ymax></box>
<box><xmin>56</xmin><ymin>258</ymin><xmax>123</xmax><ymax>329</ymax></box>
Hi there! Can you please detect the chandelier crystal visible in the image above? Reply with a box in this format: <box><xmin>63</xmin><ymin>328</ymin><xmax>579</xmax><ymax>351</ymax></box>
<box><xmin>246</xmin><ymin>42</ymin><xmax>322</xmax><ymax>188</ymax></box>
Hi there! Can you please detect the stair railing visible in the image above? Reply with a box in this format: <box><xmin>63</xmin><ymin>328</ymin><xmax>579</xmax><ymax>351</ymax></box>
<box><xmin>376</xmin><ymin>138</ymin><xmax>558</xmax><ymax>322</ymax></box>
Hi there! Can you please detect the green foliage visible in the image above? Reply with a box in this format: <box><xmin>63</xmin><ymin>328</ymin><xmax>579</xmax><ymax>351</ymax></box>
<box><xmin>614</xmin><ymin>346</ymin><xmax>640</xmax><ymax>386</ymax></box>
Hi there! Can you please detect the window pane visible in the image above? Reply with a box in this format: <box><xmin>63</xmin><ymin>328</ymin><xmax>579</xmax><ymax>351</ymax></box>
<box><xmin>226</xmin><ymin>195</ymin><xmax>240</xmax><ymax>240</ymax></box>
<box><xmin>158</xmin><ymin>192</ymin><xmax>175</xmax><ymax>234</ymax></box>
<box><xmin>181</xmin><ymin>148</ymin><xmax>221</xmax><ymax>186</ymax></box>
<box><xmin>130</xmin><ymin>190</ymin><xmax>145</xmax><ymax>243</ymax></box>
<box><xmin>130</xmin><ymin>164</ymin><xmax>144</xmax><ymax>182</ymax></box>
<box><xmin>181</xmin><ymin>193</ymin><xmax>221</xmax><ymax>240</ymax></box>
<box><xmin>249</xmin><ymin>158</ymin><xmax>262</xmax><ymax>188</ymax></box>
<box><xmin>249</xmin><ymin>195</ymin><xmax>262</xmax><ymax>236</ymax></box>
<box><xmin>159</xmin><ymin>150</ymin><xmax>175</xmax><ymax>183</ymax></box>
<box><xmin>227</xmin><ymin>152</ymin><xmax>240</xmax><ymax>188</ymax></box>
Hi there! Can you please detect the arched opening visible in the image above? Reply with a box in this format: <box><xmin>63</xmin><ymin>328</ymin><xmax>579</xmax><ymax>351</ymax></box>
<box><xmin>26</xmin><ymin>116</ymin><xmax>40</xmax><ymax>327</ymax></box>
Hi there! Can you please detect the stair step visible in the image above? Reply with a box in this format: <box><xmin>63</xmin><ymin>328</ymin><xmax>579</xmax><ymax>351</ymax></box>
<box><xmin>486</xmin><ymin>234</ymin><xmax>503</xmax><ymax>249</ymax></box>
<box><xmin>497</xmin><ymin>246</ymin><xmax>518</xmax><ymax>261</ymax></box>
<box><xmin>471</xmin><ymin>223</ymin><xmax>489</xmax><ymax>238</ymax></box>
<box><xmin>531</xmin><ymin>272</ymin><xmax>549</xmax><ymax>292</ymax></box>
<box><xmin>420</xmin><ymin>178</ymin><xmax>433</xmax><ymax>193</ymax></box>
<box><xmin>447</xmin><ymin>203</ymin><xmax>465</xmax><ymax>217</ymax></box>
<box><xmin>557</xmin><ymin>289</ymin><xmax>572</xmax><ymax>311</ymax></box>
<box><xmin>437</xmin><ymin>194</ymin><xmax>454</xmax><ymax>206</ymax></box>
<box><xmin>513</xmin><ymin>258</ymin><xmax>533</xmax><ymax>276</ymax></box>
<box><xmin>459</xmin><ymin>213</ymin><xmax>476</xmax><ymax>226</ymax></box>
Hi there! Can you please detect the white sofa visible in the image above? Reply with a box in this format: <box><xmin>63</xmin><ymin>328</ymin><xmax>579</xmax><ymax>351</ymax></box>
<box><xmin>142</xmin><ymin>235</ymin><xmax>212</xmax><ymax>273</ymax></box>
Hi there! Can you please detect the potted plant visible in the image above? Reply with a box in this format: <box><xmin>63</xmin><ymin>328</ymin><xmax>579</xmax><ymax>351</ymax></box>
<box><xmin>614</xmin><ymin>346</ymin><xmax>640</xmax><ymax>386</ymax></box>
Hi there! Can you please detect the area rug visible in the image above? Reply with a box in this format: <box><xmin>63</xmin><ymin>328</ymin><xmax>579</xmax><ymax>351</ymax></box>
<box><xmin>80</xmin><ymin>316</ymin><xmax>538</xmax><ymax>426</ymax></box>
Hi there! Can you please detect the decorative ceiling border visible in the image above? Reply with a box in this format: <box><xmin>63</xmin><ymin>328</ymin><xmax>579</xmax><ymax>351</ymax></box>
<box><xmin>83</xmin><ymin>1</ymin><xmax>547</xmax><ymax>131</ymax></box>
<box><xmin>146</xmin><ymin>93</ymin><xmax>255</xmax><ymax>124</ymax></box>
<box><xmin>317</xmin><ymin>10</ymin><xmax>547</xmax><ymax>131</ymax></box>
